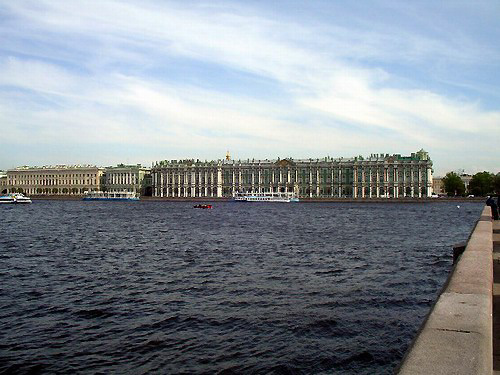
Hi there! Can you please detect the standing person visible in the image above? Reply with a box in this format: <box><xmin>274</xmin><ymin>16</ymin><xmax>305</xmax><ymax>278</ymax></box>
<box><xmin>486</xmin><ymin>196</ymin><xmax>499</xmax><ymax>220</ymax></box>
<box><xmin>497</xmin><ymin>195</ymin><xmax>500</xmax><ymax>220</ymax></box>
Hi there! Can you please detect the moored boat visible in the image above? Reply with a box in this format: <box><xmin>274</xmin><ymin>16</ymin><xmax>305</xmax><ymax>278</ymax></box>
<box><xmin>233</xmin><ymin>192</ymin><xmax>299</xmax><ymax>203</ymax></box>
<box><xmin>194</xmin><ymin>204</ymin><xmax>212</xmax><ymax>209</ymax></box>
<box><xmin>82</xmin><ymin>191</ymin><xmax>139</xmax><ymax>201</ymax></box>
<box><xmin>0</xmin><ymin>193</ymin><xmax>32</xmax><ymax>204</ymax></box>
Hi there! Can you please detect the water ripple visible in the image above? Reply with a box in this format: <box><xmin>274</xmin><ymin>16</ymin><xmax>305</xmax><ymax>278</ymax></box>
<box><xmin>0</xmin><ymin>200</ymin><xmax>482</xmax><ymax>374</ymax></box>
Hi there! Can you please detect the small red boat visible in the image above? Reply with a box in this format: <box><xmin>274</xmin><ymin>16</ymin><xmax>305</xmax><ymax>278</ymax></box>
<box><xmin>194</xmin><ymin>204</ymin><xmax>212</xmax><ymax>209</ymax></box>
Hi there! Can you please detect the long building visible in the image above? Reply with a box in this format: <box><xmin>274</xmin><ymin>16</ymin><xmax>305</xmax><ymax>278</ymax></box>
<box><xmin>6</xmin><ymin>165</ymin><xmax>105</xmax><ymax>195</ymax></box>
<box><xmin>151</xmin><ymin>150</ymin><xmax>433</xmax><ymax>198</ymax></box>
<box><xmin>4</xmin><ymin>164</ymin><xmax>151</xmax><ymax>196</ymax></box>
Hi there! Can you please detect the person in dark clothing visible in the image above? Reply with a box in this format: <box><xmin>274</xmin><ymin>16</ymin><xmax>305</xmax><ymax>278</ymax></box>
<box><xmin>486</xmin><ymin>196</ymin><xmax>499</xmax><ymax>220</ymax></box>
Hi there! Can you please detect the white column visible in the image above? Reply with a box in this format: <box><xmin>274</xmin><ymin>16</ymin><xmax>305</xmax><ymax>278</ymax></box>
<box><xmin>176</xmin><ymin>172</ymin><xmax>180</xmax><ymax>197</ymax></box>
<box><xmin>361</xmin><ymin>167</ymin><xmax>365</xmax><ymax>198</ymax></box>
<box><xmin>191</xmin><ymin>170</ymin><xmax>195</xmax><ymax>197</ymax></box>
<box><xmin>427</xmin><ymin>166</ymin><xmax>433</xmax><ymax>196</ymax></box>
<box><xmin>238</xmin><ymin>169</ymin><xmax>242</xmax><ymax>192</ymax></box>
<box><xmin>210</xmin><ymin>170</ymin><xmax>214</xmax><ymax>197</ymax></box>
<box><xmin>384</xmin><ymin>167</ymin><xmax>388</xmax><ymax>197</ymax></box>
<box><xmin>394</xmin><ymin>167</ymin><xmax>398</xmax><ymax>198</ymax></box>
<box><xmin>376</xmin><ymin>168</ymin><xmax>380</xmax><ymax>197</ymax></box>
<box><xmin>153</xmin><ymin>172</ymin><xmax>157</xmax><ymax>196</ymax></box>
<box><xmin>316</xmin><ymin>169</ymin><xmax>320</xmax><ymax>197</ymax></box>
<box><xmin>338</xmin><ymin>168</ymin><xmax>342</xmax><ymax>197</ymax></box>
<box><xmin>204</xmin><ymin>171</ymin><xmax>208</xmax><ymax>197</ymax></box>
<box><xmin>401</xmin><ymin>167</ymin><xmax>406</xmax><ymax>197</ymax></box>
<box><xmin>331</xmin><ymin>168</ymin><xmax>334</xmax><ymax>197</ymax></box>
<box><xmin>411</xmin><ymin>167</ymin><xmax>415</xmax><ymax>197</ymax></box>
<box><xmin>217</xmin><ymin>167</ymin><xmax>222</xmax><ymax>197</ymax></box>
<box><xmin>159</xmin><ymin>171</ymin><xmax>164</xmax><ymax>197</ymax></box>
<box><xmin>309</xmin><ymin>168</ymin><xmax>313</xmax><ymax>197</ymax></box>
<box><xmin>368</xmin><ymin>168</ymin><xmax>372</xmax><ymax>198</ymax></box>
<box><xmin>353</xmin><ymin>167</ymin><xmax>358</xmax><ymax>198</ymax></box>
<box><xmin>418</xmin><ymin>167</ymin><xmax>422</xmax><ymax>197</ymax></box>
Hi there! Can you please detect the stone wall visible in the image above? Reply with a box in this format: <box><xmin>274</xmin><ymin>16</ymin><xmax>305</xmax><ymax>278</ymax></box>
<box><xmin>397</xmin><ymin>206</ymin><xmax>493</xmax><ymax>374</ymax></box>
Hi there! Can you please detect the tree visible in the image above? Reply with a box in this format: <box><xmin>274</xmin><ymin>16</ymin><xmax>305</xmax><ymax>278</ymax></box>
<box><xmin>493</xmin><ymin>173</ymin><xmax>500</xmax><ymax>195</ymax></box>
<box><xmin>442</xmin><ymin>172</ymin><xmax>465</xmax><ymax>196</ymax></box>
<box><xmin>469</xmin><ymin>171</ymin><xmax>494</xmax><ymax>196</ymax></box>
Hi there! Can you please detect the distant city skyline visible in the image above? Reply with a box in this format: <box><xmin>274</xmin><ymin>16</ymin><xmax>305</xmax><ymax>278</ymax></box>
<box><xmin>1</xmin><ymin>1</ymin><xmax>499</xmax><ymax>176</ymax></box>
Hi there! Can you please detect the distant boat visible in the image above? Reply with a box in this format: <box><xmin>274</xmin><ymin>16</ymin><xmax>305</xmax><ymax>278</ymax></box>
<box><xmin>233</xmin><ymin>192</ymin><xmax>299</xmax><ymax>203</ymax></box>
<box><xmin>194</xmin><ymin>204</ymin><xmax>212</xmax><ymax>209</ymax></box>
<box><xmin>0</xmin><ymin>193</ymin><xmax>32</xmax><ymax>204</ymax></box>
<box><xmin>82</xmin><ymin>191</ymin><xmax>139</xmax><ymax>201</ymax></box>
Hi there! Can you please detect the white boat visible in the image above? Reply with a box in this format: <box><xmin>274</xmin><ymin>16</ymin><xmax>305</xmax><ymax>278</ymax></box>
<box><xmin>233</xmin><ymin>191</ymin><xmax>299</xmax><ymax>203</ymax></box>
<box><xmin>82</xmin><ymin>191</ymin><xmax>140</xmax><ymax>201</ymax></box>
<box><xmin>0</xmin><ymin>193</ymin><xmax>32</xmax><ymax>204</ymax></box>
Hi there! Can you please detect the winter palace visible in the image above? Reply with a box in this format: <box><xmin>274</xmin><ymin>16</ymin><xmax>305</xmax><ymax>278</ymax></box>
<box><xmin>151</xmin><ymin>150</ymin><xmax>433</xmax><ymax>199</ymax></box>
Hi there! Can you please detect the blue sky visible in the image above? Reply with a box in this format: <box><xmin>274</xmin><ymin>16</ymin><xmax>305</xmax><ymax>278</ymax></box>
<box><xmin>0</xmin><ymin>0</ymin><xmax>499</xmax><ymax>176</ymax></box>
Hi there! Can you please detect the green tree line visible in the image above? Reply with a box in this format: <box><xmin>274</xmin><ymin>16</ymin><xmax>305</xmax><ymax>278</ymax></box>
<box><xmin>442</xmin><ymin>171</ymin><xmax>500</xmax><ymax>196</ymax></box>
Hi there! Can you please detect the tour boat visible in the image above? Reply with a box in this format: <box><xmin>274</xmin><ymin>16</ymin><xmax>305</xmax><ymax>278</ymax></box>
<box><xmin>0</xmin><ymin>193</ymin><xmax>32</xmax><ymax>204</ymax></box>
<box><xmin>82</xmin><ymin>191</ymin><xmax>140</xmax><ymax>201</ymax></box>
<box><xmin>193</xmin><ymin>204</ymin><xmax>212</xmax><ymax>209</ymax></box>
<box><xmin>232</xmin><ymin>192</ymin><xmax>299</xmax><ymax>203</ymax></box>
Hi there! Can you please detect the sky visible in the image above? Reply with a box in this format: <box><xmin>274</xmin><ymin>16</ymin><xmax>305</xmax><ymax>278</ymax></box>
<box><xmin>0</xmin><ymin>0</ymin><xmax>499</xmax><ymax>176</ymax></box>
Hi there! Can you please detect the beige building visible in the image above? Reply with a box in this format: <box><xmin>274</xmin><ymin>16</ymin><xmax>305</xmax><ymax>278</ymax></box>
<box><xmin>432</xmin><ymin>177</ymin><xmax>444</xmax><ymax>195</ymax></box>
<box><xmin>433</xmin><ymin>173</ymin><xmax>473</xmax><ymax>195</ymax></box>
<box><xmin>104</xmin><ymin>164</ymin><xmax>149</xmax><ymax>194</ymax></box>
<box><xmin>151</xmin><ymin>150</ymin><xmax>433</xmax><ymax>199</ymax></box>
<box><xmin>6</xmin><ymin>165</ymin><xmax>104</xmax><ymax>195</ymax></box>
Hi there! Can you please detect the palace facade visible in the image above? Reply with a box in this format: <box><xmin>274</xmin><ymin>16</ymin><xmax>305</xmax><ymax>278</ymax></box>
<box><xmin>5</xmin><ymin>165</ymin><xmax>105</xmax><ymax>195</ymax></box>
<box><xmin>4</xmin><ymin>164</ymin><xmax>151</xmax><ymax>196</ymax></box>
<box><xmin>151</xmin><ymin>150</ymin><xmax>433</xmax><ymax>199</ymax></box>
<box><xmin>104</xmin><ymin>164</ymin><xmax>149</xmax><ymax>194</ymax></box>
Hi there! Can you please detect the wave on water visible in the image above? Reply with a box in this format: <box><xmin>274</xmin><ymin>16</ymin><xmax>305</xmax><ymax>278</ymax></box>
<box><xmin>0</xmin><ymin>201</ymin><xmax>483</xmax><ymax>374</ymax></box>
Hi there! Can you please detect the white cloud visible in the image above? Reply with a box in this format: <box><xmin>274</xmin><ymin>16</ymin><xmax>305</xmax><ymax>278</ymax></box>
<box><xmin>299</xmin><ymin>69</ymin><xmax>500</xmax><ymax>146</ymax></box>
<box><xmin>0</xmin><ymin>57</ymin><xmax>79</xmax><ymax>96</ymax></box>
<box><xmin>0</xmin><ymin>0</ymin><xmax>499</xmax><ymax>173</ymax></box>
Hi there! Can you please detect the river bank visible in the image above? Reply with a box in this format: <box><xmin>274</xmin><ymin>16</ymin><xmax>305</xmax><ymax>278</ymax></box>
<box><xmin>29</xmin><ymin>195</ymin><xmax>485</xmax><ymax>203</ymax></box>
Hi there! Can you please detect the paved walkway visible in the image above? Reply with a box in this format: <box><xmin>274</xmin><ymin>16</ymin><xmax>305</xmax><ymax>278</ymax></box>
<box><xmin>493</xmin><ymin>220</ymin><xmax>500</xmax><ymax>374</ymax></box>
<box><xmin>398</xmin><ymin>207</ymin><xmax>494</xmax><ymax>374</ymax></box>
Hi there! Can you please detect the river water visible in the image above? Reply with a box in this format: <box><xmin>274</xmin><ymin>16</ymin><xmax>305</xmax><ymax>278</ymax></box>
<box><xmin>0</xmin><ymin>200</ymin><xmax>482</xmax><ymax>374</ymax></box>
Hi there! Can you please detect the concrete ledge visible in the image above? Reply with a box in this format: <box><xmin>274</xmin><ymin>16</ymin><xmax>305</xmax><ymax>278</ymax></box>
<box><xmin>447</xmin><ymin>250</ymin><xmax>492</xmax><ymax>295</ymax></box>
<box><xmin>398</xmin><ymin>206</ymin><xmax>493</xmax><ymax>374</ymax></box>
<box><xmin>425</xmin><ymin>292</ymin><xmax>491</xmax><ymax>333</ymax></box>
<box><xmin>398</xmin><ymin>329</ymin><xmax>488</xmax><ymax>374</ymax></box>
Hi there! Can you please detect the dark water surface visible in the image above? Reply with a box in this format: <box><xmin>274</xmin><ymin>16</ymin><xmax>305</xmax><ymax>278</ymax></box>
<box><xmin>0</xmin><ymin>201</ymin><xmax>483</xmax><ymax>374</ymax></box>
